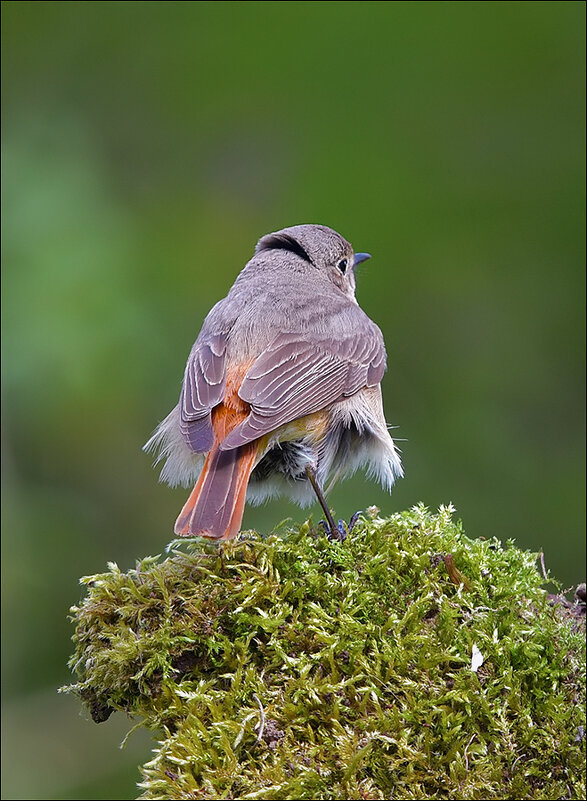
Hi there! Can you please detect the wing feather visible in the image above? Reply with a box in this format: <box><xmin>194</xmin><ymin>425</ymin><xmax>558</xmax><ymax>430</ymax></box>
<box><xmin>179</xmin><ymin>333</ymin><xmax>227</xmax><ymax>452</ymax></box>
<box><xmin>220</xmin><ymin>324</ymin><xmax>385</xmax><ymax>450</ymax></box>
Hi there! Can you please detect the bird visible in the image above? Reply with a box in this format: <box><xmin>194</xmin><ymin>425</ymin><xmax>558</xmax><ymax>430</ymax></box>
<box><xmin>145</xmin><ymin>224</ymin><xmax>403</xmax><ymax>541</ymax></box>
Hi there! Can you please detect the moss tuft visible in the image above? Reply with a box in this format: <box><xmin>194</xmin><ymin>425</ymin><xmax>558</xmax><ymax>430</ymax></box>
<box><xmin>63</xmin><ymin>505</ymin><xmax>586</xmax><ymax>800</ymax></box>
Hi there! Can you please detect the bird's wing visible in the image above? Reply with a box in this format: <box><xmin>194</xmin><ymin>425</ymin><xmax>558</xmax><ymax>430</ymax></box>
<box><xmin>179</xmin><ymin>333</ymin><xmax>227</xmax><ymax>452</ymax></box>
<box><xmin>220</xmin><ymin>324</ymin><xmax>385</xmax><ymax>450</ymax></box>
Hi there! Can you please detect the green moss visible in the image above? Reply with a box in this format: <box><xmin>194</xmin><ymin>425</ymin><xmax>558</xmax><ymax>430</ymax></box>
<box><xmin>63</xmin><ymin>505</ymin><xmax>586</xmax><ymax>799</ymax></box>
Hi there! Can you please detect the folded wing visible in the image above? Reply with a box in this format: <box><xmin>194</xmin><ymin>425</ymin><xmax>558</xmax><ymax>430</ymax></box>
<box><xmin>179</xmin><ymin>333</ymin><xmax>227</xmax><ymax>452</ymax></box>
<box><xmin>220</xmin><ymin>325</ymin><xmax>385</xmax><ymax>451</ymax></box>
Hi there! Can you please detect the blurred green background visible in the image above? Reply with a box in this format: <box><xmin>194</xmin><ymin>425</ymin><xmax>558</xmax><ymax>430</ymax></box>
<box><xmin>2</xmin><ymin>1</ymin><xmax>585</xmax><ymax>798</ymax></box>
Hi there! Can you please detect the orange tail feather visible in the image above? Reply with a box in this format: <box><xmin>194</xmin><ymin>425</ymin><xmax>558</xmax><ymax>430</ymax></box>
<box><xmin>174</xmin><ymin>442</ymin><xmax>258</xmax><ymax>540</ymax></box>
<box><xmin>175</xmin><ymin>364</ymin><xmax>259</xmax><ymax>541</ymax></box>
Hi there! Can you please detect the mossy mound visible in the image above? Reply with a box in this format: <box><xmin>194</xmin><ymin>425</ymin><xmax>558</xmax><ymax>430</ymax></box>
<box><xmin>64</xmin><ymin>505</ymin><xmax>586</xmax><ymax>800</ymax></box>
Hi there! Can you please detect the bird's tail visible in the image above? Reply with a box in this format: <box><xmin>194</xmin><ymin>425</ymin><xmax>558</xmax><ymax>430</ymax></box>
<box><xmin>174</xmin><ymin>441</ymin><xmax>258</xmax><ymax>540</ymax></box>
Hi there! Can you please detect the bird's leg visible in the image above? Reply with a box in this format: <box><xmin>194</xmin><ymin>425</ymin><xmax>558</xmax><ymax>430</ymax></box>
<box><xmin>305</xmin><ymin>466</ymin><xmax>346</xmax><ymax>541</ymax></box>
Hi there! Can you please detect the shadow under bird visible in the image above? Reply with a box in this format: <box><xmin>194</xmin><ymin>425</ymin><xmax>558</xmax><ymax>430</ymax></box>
<box><xmin>145</xmin><ymin>224</ymin><xmax>403</xmax><ymax>541</ymax></box>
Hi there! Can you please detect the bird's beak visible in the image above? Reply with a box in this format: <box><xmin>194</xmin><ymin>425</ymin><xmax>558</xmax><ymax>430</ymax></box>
<box><xmin>353</xmin><ymin>252</ymin><xmax>371</xmax><ymax>267</ymax></box>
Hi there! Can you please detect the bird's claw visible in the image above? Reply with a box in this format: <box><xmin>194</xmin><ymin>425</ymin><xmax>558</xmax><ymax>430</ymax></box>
<box><xmin>318</xmin><ymin>519</ymin><xmax>344</xmax><ymax>541</ymax></box>
<box><xmin>318</xmin><ymin>511</ymin><xmax>362</xmax><ymax>542</ymax></box>
<box><xmin>348</xmin><ymin>511</ymin><xmax>362</xmax><ymax>532</ymax></box>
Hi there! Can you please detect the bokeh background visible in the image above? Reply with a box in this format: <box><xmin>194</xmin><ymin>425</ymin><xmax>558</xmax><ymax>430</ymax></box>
<box><xmin>2</xmin><ymin>1</ymin><xmax>585</xmax><ymax>798</ymax></box>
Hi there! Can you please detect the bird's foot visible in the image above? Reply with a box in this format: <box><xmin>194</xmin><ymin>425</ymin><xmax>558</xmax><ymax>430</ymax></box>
<box><xmin>319</xmin><ymin>511</ymin><xmax>362</xmax><ymax>542</ymax></box>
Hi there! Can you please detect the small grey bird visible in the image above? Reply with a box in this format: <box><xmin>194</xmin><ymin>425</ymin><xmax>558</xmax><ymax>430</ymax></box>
<box><xmin>145</xmin><ymin>224</ymin><xmax>403</xmax><ymax>541</ymax></box>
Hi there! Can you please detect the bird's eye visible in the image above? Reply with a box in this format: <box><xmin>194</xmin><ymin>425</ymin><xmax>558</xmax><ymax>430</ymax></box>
<box><xmin>337</xmin><ymin>258</ymin><xmax>348</xmax><ymax>274</ymax></box>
